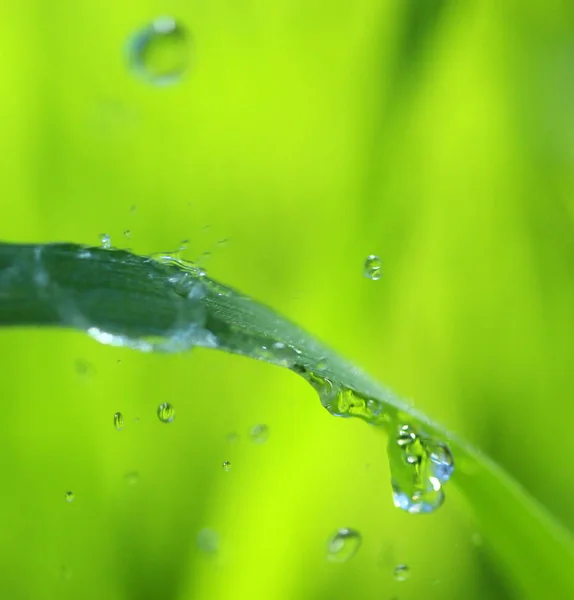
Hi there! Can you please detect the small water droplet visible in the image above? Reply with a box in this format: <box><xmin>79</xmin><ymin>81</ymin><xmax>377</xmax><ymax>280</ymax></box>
<box><xmin>64</xmin><ymin>491</ymin><xmax>74</xmax><ymax>503</ymax></box>
<box><xmin>124</xmin><ymin>229</ymin><xmax>131</xmax><ymax>239</ymax></box>
<box><xmin>222</xmin><ymin>460</ymin><xmax>232</xmax><ymax>472</ymax></box>
<box><xmin>217</xmin><ymin>237</ymin><xmax>230</xmax><ymax>247</ymax></box>
<box><xmin>197</xmin><ymin>528</ymin><xmax>219</xmax><ymax>554</ymax></box>
<box><xmin>326</xmin><ymin>528</ymin><xmax>362</xmax><ymax>563</ymax></box>
<box><xmin>125</xmin><ymin>471</ymin><xmax>139</xmax><ymax>485</ymax></box>
<box><xmin>249</xmin><ymin>423</ymin><xmax>269</xmax><ymax>444</ymax></box>
<box><xmin>130</xmin><ymin>204</ymin><xmax>137</xmax><ymax>214</ymax></box>
<box><xmin>114</xmin><ymin>412</ymin><xmax>125</xmax><ymax>431</ymax></box>
<box><xmin>364</xmin><ymin>255</ymin><xmax>382</xmax><ymax>280</ymax></box>
<box><xmin>393</xmin><ymin>564</ymin><xmax>409</xmax><ymax>582</ymax></box>
<box><xmin>157</xmin><ymin>402</ymin><xmax>175</xmax><ymax>423</ymax></box>
<box><xmin>226</xmin><ymin>432</ymin><xmax>240</xmax><ymax>443</ymax></box>
<box><xmin>128</xmin><ymin>16</ymin><xmax>190</xmax><ymax>86</ymax></box>
<box><xmin>100</xmin><ymin>233</ymin><xmax>111</xmax><ymax>249</ymax></box>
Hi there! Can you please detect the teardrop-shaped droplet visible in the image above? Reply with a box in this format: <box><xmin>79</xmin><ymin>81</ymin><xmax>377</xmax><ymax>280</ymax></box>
<box><xmin>363</xmin><ymin>255</ymin><xmax>382</xmax><ymax>280</ymax></box>
<box><xmin>326</xmin><ymin>528</ymin><xmax>362</xmax><ymax>563</ymax></box>
<box><xmin>128</xmin><ymin>16</ymin><xmax>191</xmax><ymax>86</ymax></box>
<box><xmin>114</xmin><ymin>412</ymin><xmax>125</xmax><ymax>431</ymax></box>
<box><xmin>157</xmin><ymin>402</ymin><xmax>175</xmax><ymax>423</ymax></box>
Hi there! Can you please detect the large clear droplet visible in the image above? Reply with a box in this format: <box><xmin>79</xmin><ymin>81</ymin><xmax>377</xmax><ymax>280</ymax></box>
<box><xmin>128</xmin><ymin>17</ymin><xmax>190</xmax><ymax>86</ymax></box>
<box><xmin>363</xmin><ymin>255</ymin><xmax>382</xmax><ymax>280</ymax></box>
<box><xmin>157</xmin><ymin>402</ymin><xmax>175</xmax><ymax>423</ymax></box>
<box><xmin>249</xmin><ymin>423</ymin><xmax>269</xmax><ymax>444</ymax></box>
<box><xmin>326</xmin><ymin>528</ymin><xmax>362</xmax><ymax>563</ymax></box>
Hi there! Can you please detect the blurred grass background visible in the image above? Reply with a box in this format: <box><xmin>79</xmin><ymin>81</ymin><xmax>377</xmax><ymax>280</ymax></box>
<box><xmin>0</xmin><ymin>0</ymin><xmax>573</xmax><ymax>598</ymax></box>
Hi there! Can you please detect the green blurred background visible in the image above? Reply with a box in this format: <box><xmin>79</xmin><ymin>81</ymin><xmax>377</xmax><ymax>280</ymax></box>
<box><xmin>1</xmin><ymin>0</ymin><xmax>573</xmax><ymax>598</ymax></box>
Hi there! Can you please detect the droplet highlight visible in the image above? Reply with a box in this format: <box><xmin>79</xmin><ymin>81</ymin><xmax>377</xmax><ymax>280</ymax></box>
<box><xmin>64</xmin><ymin>491</ymin><xmax>74</xmax><ymax>503</ymax></box>
<box><xmin>394</xmin><ymin>564</ymin><xmax>410</xmax><ymax>582</ymax></box>
<box><xmin>326</xmin><ymin>528</ymin><xmax>362</xmax><ymax>563</ymax></box>
<box><xmin>222</xmin><ymin>460</ymin><xmax>232</xmax><ymax>472</ymax></box>
<box><xmin>157</xmin><ymin>402</ymin><xmax>175</xmax><ymax>423</ymax></box>
<box><xmin>128</xmin><ymin>16</ymin><xmax>191</xmax><ymax>86</ymax></box>
<box><xmin>114</xmin><ymin>412</ymin><xmax>125</xmax><ymax>431</ymax></box>
<box><xmin>249</xmin><ymin>423</ymin><xmax>269</xmax><ymax>444</ymax></box>
<box><xmin>363</xmin><ymin>254</ymin><xmax>382</xmax><ymax>280</ymax></box>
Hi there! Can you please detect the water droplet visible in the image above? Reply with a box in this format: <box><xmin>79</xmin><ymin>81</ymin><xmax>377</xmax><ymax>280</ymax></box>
<box><xmin>99</xmin><ymin>233</ymin><xmax>111</xmax><ymax>249</ymax></box>
<box><xmin>114</xmin><ymin>412</ymin><xmax>125</xmax><ymax>431</ymax></box>
<box><xmin>124</xmin><ymin>229</ymin><xmax>131</xmax><ymax>239</ymax></box>
<box><xmin>128</xmin><ymin>16</ymin><xmax>190</xmax><ymax>86</ymax></box>
<box><xmin>326</xmin><ymin>528</ymin><xmax>362</xmax><ymax>563</ymax></box>
<box><xmin>217</xmin><ymin>237</ymin><xmax>230</xmax><ymax>247</ymax></box>
<box><xmin>222</xmin><ymin>460</ymin><xmax>232</xmax><ymax>472</ymax></box>
<box><xmin>65</xmin><ymin>491</ymin><xmax>74</xmax><ymax>503</ymax></box>
<box><xmin>364</xmin><ymin>255</ymin><xmax>382</xmax><ymax>280</ymax></box>
<box><xmin>226</xmin><ymin>432</ymin><xmax>240</xmax><ymax>443</ymax></box>
<box><xmin>130</xmin><ymin>204</ymin><xmax>137</xmax><ymax>214</ymax></box>
<box><xmin>157</xmin><ymin>402</ymin><xmax>175</xmax><ymax>423</ymax></box>
<box><xmin>249</xmin><ymin>423</ymin><xmax>269</xmax><ymax>444</ymax></box>
<box><xmin>197</xmin><ymin>528</ymin><xmax>219</xmax><ymax>554</ymax></box>
<box><xmin>125</xmin><ymin>471</ymin><xmax>139</xmax><ymax>485</ymax></box>
<box><xmin>388</xmin><ymin>423</ymin><xmax>454</xmax><ymax>514</ymax></box>
<box><xmin>393</xmin><ymin>564</ymin><xmax>409</xmax><ymax>582</ymax></box>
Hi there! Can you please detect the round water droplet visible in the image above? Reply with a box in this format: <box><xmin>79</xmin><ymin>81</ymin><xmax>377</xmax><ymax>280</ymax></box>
<box><xmin>222</xmin><ymin>460</ymin><xmax>232</xmax><ymax>472</ymax></box>
<box><xmin>394</xmin><ymin>564</ymin><xmax>410</xmax><ymax>582</ymax></box>
<box><xmin>326</xmin><ymin>528</ymin><xmax>362</xmax><ymax>563</ymax></box>
<box><xmin>197</xmin><ymin>528</ymin><xmax>219</xmax><ymax>554</ymax></box>
<box><xmin>157</xmin><ymin>402</ymin><xmax>175</xmax><ymax>423</ymax></box>
<box><xmin>114</xmin><ymin>412</ymin><xmax>125</xmax><ymax>431</ymax></box>
<box><xmin>249</xmin><ymin>423</ymin><xmax>269</xmax><ymax>444</ymax></box>
<box><xmin>363</xmin><ymin>255</ymin><xmax>382</xmax><ymax>280</ymax></box>
<box><xmin>64</xmin><ymin>491</ymin><xmax>74</xmax><ymax>503</ymax></box>
<box><xmin>99</xmin><ymin>233</ymin><xmax>111</xmax><ymax>249</ymax></box>
<box><xmin>128</xmin><ymin>17</ymin><xmax>190</xmax><ymax>86</ymax></box>
<box><xmin>124</xmin><ymin>229</ymin><xmax>131</xmax><ymax>239</ymax></box>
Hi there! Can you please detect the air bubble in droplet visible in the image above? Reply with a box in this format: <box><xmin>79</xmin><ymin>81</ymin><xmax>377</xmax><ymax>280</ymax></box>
<box><xmin>114</xmin><ymin>412</ymin><xmax>125</xmax><ymax>431</ymax></box>
<box><xmin>65</xmin><ymin>491</ymin><xmax>74</xmax><ymax>503</ymax></box>
<box><xmin>394</xmin><ymin>564</ymin><xmax>410</xmax><ymax>582</ymax></box>
<box><xmin>363</xmin><ymin>255</ymin><xmax>382</xmax><ymax>280</ymax></box>
<box><xmin>157</xmin><ymin>402</ymin><xmax>175</xmax><ymax>423</ymax></box>
<box><xmin>249</xmin><ymin>424</ymin><xmax>269</xmax><ymax>444</ymax></box>
<box><xmin>222</xmin><ymin>460</ymin><xmax>232</xmax><ymax>472</ymax></box>
<box><xmin>128</xmin><ymin>17</ymin><xmax>190</xmax><ymax>86</ymax></box>
<box><xmin>326</xmin><ymin>528</ymin><xmax>362</xmax><ymax>563</ymax></box>
<box><xmin>99</xmin><ymin>233</ymin><xmax>111</xmax><ymax>249</ymax></box>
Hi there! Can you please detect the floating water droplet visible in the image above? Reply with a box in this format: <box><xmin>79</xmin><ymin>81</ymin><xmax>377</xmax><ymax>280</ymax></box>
<box><xmin>99</xmin><ymin>233</ymin><xmax>111</xmax><ymax>249</ymax></box>
<box><xmin>197</xmin><ymin>528</ymin><xmax>219</xmax><ymax>554</ymax></box>
<box><xmin>326</xmin><ymin>528</ymin><xmax>362</xmax><ymax>563</ymax></box>
<box><xmin>64</xmin><ymin>491</ymin><xmax>74</xmax><ymax>503</ymax></box>
<box><xmin>388</xmin><ymin>422</ymin><xmax>454</xmax><ymax>514</ymax></box>
<box><xmin>393</xmin><ymin>564</ymin><xmax>409</xmax><ymax>582</ymax></box>
<box><xmin>157</xmin><ymin>402</ymin><xmax>175</xmax><ymax>423</ymax></box>
<box><xmin>222</xmin><ymin>460</ymin><xmax>232</xmax><ymax>472</ymax></box>
<box><xmin>363</xmin><ymin>255</ymin><xmax>382</xmax><ymax>280</ymax></box>
<box><xmin>125</xmin><ymin>471</ymin><xmax>139</xmax><ymax>485</ymax></box>
<box><xmin>249</xmin><ymin>424</ymin><xmax>269</xmax><ymax>444</ymax></box>
<box><xmin>124</xmin><ymin>229</ymin><xmax>131</xmax><ymax>239</ymax></box>
<box><xmin>128</xmin><ymin>16</ymin><xmax>190</xmax><ymax>86</ymax></box>
<box><xmin>114</xmin><ymin>412</ymin><xmax>125</xmax><ymax>431</ymax></box>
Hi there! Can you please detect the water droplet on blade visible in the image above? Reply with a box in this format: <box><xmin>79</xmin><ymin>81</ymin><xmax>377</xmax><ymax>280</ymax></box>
<box><xmin>157</xmin><ymin>402</ymin><xmax>175</xmax><ymax>423</ymax></box>
<box><xmin>393</xmin><ymin>564</ymin><xmax>410</xmax><ymax>582</ymax></box>
<box><xmin>123</xmin><ymin>230</ymin><xmax>131</xmax><ymax>239</ymax></box>
<box><xmin>249</xmin><ymin>423</ymin><xmax>269</xmax><ymax>444</ymax></box>
<box><xmin>64</xmin><ymin>491</ymin><xmax>74</xmax><ymax>503</ymax></box>
<box><xmin>114</xmin><ymin>412</ymin><xmax>125</xmax><ymax>431</ymax></box>
<box><xmin>222</xmin><ymin>460</ymin><xmax>232</xmax><ymax>472</ymax></box>
<box><xmin>326</xmin><ymin>528</ymin><xmax>362</xmax><ymax>563</ymax></box>
<box><xmin>99</xmin><ymin>233</ymin><xmax>111</xmax><ymax>249</ymax></box>
<box><xmin>128</xmin><ymin>16</ymin><xmax>190</xmax><ymax>86</ymax></box>
<box><xmin>363</xmin><ymin>255</ymin><xmax>382</xmax><ymax>280</ymax></box>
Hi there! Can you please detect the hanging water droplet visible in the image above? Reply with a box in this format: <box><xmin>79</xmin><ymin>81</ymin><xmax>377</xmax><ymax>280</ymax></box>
<box><xmin>393</xmin><ymin>564</ymin><xmax>410</xmax><ymax>582</ymax></box>
<box><xmin>128</xmin><ymin>16</ymin><xmax>190</xmax><ymax>86</ymax></box>
<box><xmin>157</xmin><ymin>402</ymin><xmax>175</xmax><ymax>423</ymax></box>
<box><xmin>114</xmin><ymin>412</ymin><xmax>125</xmax><ymax>431</ymax></box>
<box><xmin>249</xmin><ymin>424</ymin><xmax>269</xmax><ymax>444</ymax></box>
<box><xmin>197</xmin><ymin>528</ymin><xmax>220</xmax><ymax>554</ymax></box>
<box><xmin>326</xmin><ymin>528</ymin><xmax>362</xmax><ymax>563</ymax></box>
<box><xmin>99</xmin><ymin>233</ymin><xmax>111</xmax><ymax>249</ymax></box>
<box><xmin>64</xmin><ymin>491</ymin><xmax>74</xmax><ymax>503</ymax></box>
<box><xmin>124</xmin><ymin>229</ymin><xmax>131</xmax><ymax>239</ymax></box>
<box><xmin>363</xmin><ymin>255</ymin><xmax>382</xmax><ymax>280</ymax></box>
<box><xmin>222</xmin><ymin>460</ymin><xmax>232</xmax><ymax>472</ymax></box>
<box><xmin>388</xmin><ymin>422</ymin><xmax>454</xmax><ymax>514</ymax></box>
